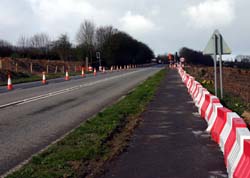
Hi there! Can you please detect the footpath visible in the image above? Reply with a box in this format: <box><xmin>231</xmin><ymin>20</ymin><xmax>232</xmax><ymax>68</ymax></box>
<box><xmin>101</xmin><ymin>69</ymin><xmax>227</xmax><ymax>178</ymax></box>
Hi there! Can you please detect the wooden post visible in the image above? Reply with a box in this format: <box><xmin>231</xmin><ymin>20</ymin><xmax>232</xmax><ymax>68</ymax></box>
<box><xmin>0</xmin><ymin>60</ymin><xmax>2</xmax><ymax>70</ymax></box>
<box><xmin>30</xmin><ymin>62</ymin><xmax>33</xmax><ymax>73</ymax></box>
<box><xmin>55</xmin><ymin>66</ymin><xmax>58</xmax><ymax>74</ymax></box>
<box><xmin>15</xmin><ymin>63</ymin><xmax>18</xmax><ymax>72</ymax></box>
<box><xmin>46</xmin><ymin>65</ymin><xmax>49</xmax><ymax>74</ymax></box>
<box><xmin>62</xmin><ymin>66</ymin><xmax>65</xmax><ymax>73</ymax></box>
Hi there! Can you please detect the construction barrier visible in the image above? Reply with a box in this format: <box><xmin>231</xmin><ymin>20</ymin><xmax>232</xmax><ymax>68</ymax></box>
<box><xmin>177</xmin><ymin>66</ymin><xmax>250</xmax><ymax>178</ymax></box>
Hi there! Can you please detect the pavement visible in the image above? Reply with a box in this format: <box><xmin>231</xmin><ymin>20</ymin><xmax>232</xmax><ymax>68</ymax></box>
<box><xmin>101</xmin><ymin>69</ymin><xmax>228</xmax><ymax>178</ymax></box>
<box><xmin>0</xmin><ymin>67</ymin><xmax>162</xmax><ymax>176</ymax></box>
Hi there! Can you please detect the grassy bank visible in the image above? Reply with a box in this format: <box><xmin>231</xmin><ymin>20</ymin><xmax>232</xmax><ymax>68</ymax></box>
<box><xmin>7</xmin><ymin>69</ymin><xmax>166</xmax><ymax>178</ymax></box>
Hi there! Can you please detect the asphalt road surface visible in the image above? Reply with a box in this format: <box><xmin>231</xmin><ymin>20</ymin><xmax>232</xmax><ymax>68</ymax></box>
<box><xmin>0</xmin><ymin>66</ymin><xmax>162</xmax><ymax>176</ymax></box>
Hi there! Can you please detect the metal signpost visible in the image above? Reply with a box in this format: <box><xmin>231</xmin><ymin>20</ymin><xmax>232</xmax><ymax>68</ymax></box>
<box><xmin>96</xmin><ymin>52</ymin><xmax>101</xmax><ymax>66</ymax></box>
<box><xmin>203</xmin><ymin>29</ymin><xmax>231</xmax><ymax>99</ymax></box>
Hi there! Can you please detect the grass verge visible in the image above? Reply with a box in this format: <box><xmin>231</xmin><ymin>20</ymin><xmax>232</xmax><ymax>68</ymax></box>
<box><xmin>6</xmin><ymin>69</ymin><xmax>166</xmax><ymax>178</ymax></box>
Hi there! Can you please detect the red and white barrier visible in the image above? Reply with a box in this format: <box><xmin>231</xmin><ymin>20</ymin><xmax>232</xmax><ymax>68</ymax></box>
<box><xmin>177</xmin><ymin>66</ymin><xmax>250</xmax><ymax>178</ymax></box>
<box><xmin>210</xmin><ymin>107</ymin><xmax>232</xmax><ymax>143</ymax></box>
<box><xmin>206</xmin><ymin>103</ymin><xmax>223</xmax><ymax>132</ymax></box>
<box><xmin>220</xmin><ymin>113</ymin><xmax>242</xmax><ymax>153</ymax></box>
<box><xmin>195</xmin><ymin>88</ymin><xmax>209</xmax><ymax>107</ymax></box>
<box><xmin>227</xmin><ymin>128</ymin><xmax>250</xmax><ymax>178</ymax></box>
<box><xmin>199</xmin><ymin>94</ymin><xmax>214</xmax><ymax>119</ymax></box>
<box><xmin>204</xmin><ymin>96</ymin><xmax>220</xmax><ymax>122</ymax></box>
<box><xmin>233</xmin><ymin>139</ymin><xmax>250</xmax><ymax>178</ymax></box>
<box><xmin>192</xmin><ymin>83</ymin><xmax>202</xmax><ymax>100</ymax></box>
<box><xmin>197</xmin><ymin>89</ymin><xmax>210</xmax><ymax>112</ymax></box>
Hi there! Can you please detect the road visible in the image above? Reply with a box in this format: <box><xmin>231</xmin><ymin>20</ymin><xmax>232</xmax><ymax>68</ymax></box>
<box><xmin>0</xmin><ymin>66</ymin><xmax>162</xmax><ymax>176</ymax></box>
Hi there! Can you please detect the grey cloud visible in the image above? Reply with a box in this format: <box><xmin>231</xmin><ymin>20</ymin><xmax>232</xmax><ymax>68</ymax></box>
<box><xmin>0</xmin><ymin>0</ymin><xmax>250</xmax><ymax>56</ymax></box>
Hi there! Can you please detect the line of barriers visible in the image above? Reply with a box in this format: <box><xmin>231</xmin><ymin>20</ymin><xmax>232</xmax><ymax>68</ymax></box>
<box><xmin>177</xmin><ymin>66</ymin><xmax>250</xmax><ymax>178</ymax></box>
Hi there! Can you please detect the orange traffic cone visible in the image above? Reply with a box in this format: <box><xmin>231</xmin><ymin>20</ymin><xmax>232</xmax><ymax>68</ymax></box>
<box><xmin>42</xmin><ymin>72</ymin><xmax>46</xmax><ymax>84</ymax></box>
<box><xmin>7</xmin><ymin>74</ymin><xmax>13</xmax><ymax>90</ymax></box>
<box><xmin>94</xmin><ymin>68</ymin><xmax>97</xmax><ymax>76</ymax></box>
<box><xmin>81</xmin><ymin>67</ymin><xmax>85</xmax><ymax>77</ymax></box>
<box><xmin>65</xmin><ymin>70</ymin><xmax>69</xmax><ymax>80</ymax></box>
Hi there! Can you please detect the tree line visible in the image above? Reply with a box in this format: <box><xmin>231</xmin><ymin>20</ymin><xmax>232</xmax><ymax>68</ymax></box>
<box><xmin>0</xmin><ymin>20</ymin><xmax>154</xmax><ymax>67</ymax></box>
<box><xmin>179</xmin><ymin>47</ymin><xmax>213</xmax><ymax>66</ymax></box>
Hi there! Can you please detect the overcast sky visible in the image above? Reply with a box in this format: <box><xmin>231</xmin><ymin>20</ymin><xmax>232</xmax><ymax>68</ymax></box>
<box><xmin>0</xmin><ymin>0</ymin><xmax>249</xmax><ymax>56</ymax></box>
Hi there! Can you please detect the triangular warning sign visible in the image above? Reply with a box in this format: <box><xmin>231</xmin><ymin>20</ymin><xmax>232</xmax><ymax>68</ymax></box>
<box><xmin>203</xmin><ymin>30</ymin><xmax>231</xmax><ymax>55</ymax></box>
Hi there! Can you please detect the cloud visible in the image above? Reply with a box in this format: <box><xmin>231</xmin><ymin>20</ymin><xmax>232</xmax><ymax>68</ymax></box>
<box><xmin>119</xmin><ymin>11</ymin><xmax>155</xmax><ymax>36</ymax></box>
<box><xmin>185</xmin><ymin>0</ymin><xmax>235</xmax><ymax>28</ymax></box>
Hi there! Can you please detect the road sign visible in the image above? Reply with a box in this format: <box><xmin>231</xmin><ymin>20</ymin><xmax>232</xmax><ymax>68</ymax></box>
<box><xmin>203</xmin><ymin>30</ymin><xmax>231</xmax><ymax>55</ymax></box>
<box><xmin>168</xmin><ymin>53</ymin><xmax>173</xmax><ymax>61</ymax></box>
<box><xmin>203</xmin><ymin>29</ymin><xmax>232</xmax><ymax>99</ymax></box>
<box><xmin>96</xmin><ymin>52</ymin><xmax>100</xmax><ymax>59</ymax></box>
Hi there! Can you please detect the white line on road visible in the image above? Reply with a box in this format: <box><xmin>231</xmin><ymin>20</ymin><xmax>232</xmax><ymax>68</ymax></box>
<box><xmin>0</xmin><ymin>69</ymin><xmax>150</xmax><ymax>109</ymax></box>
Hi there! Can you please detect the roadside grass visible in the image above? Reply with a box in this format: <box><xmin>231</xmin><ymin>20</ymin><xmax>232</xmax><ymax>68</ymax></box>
<box><xmin>6</xmin><ymin>69</ymin><xmax>166</xmax><ymax>178</ymax></box>
<box><xmin>0</xmin><ymin>71</ymin><xmax>92</xmax><ymax>86</ymax></box>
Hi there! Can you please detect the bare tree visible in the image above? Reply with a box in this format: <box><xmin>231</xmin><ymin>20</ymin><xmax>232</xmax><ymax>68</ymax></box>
<box><xmin>29</xmin><ymin>33</ymin><xmax>50</xmax><ymax>49</ymax></box>
<box><xmin>95</xmin><ymin>26</ymin><xmax>117</xmax><ymax>50</ymax></box>
<box><xmin>53</xmin><ymin>34</ymin><xmax>72</xmax><ymax>61</ymax></box>
<box><xmin>76</xmin><ymin>20</ymin><xmax>95</xmax><ymax>46</ymax></box>
<box><xmin>0</xmin><ymin>39</ymin><xmax>12</xmax><ymax>47</ymax></box>
<box><xmin>17</xmin><ymin>35</ymin><xmax>29</xmax><ymax>49</ymax></box>
<box><xmin>76</xmin><ymin>20</ymin><xmax>95</xmax><ymax>63</ymax></box>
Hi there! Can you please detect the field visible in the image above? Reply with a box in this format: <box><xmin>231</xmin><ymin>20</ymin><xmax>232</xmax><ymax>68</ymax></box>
<box><xmin>186</xmin><ymin>66</ymin><xmax>250</xmax><ymax>123</ymax></box>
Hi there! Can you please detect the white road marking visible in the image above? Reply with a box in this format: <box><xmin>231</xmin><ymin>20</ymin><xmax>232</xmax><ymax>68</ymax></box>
<box><xmin>0</xmin><ymin>68</ymin><xmax>150</xmax><ymax>109</ymax></box>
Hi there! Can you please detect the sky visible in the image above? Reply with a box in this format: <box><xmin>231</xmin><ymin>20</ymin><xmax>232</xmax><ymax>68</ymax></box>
<box><xmin>0</xmin><ymin>0</ymin><xmax>250</xmax><ymax>56</ymax></box>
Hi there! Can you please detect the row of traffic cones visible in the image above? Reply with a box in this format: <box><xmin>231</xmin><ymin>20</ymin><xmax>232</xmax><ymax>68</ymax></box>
<box><xmin>6</xmin><ymin>68</ymin><xmax>87</xmax><ymax>91</ymax></box>
<box><xmin>6</xmin><ymin>65</ymin><xmax>136</xmax><ymax>91</ymax></box>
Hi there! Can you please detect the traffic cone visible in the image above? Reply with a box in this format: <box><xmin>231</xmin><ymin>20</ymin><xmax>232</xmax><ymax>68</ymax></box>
<box><xmin>102</xmin><ymin>67</ymin><xmax>105</xmax><ymax>73</ymax></box>
<box><xmin>42</xmin><ymin>72</ymin><xmax>46</xmax><ymax>84</ymax></box>
<box><xmin>111</xmin><ymin>66</ymin><xmax>113</xmax><ymax>72</ymax></box>
<box><xmin>7</xmin><ymin>74</ymin><xmax>13</xmax><ymax>90</ymax></box>
<box><xmin>65</xmin><ymin>70</ymin><xmax>69</xmax><ymax>80</ymax></box>
<box><xmin>81</xmin><ymin>67</ymin><xmax>85</xmax><ymax>77</ymax></box>
<box><xmin>94</xmin><ymin>68</ymin><xmax>97</xmax><ymax>76</ymax></box>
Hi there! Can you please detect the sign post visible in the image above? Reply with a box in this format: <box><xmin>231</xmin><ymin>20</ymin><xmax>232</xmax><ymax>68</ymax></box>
<box><xmin>203</xmin><ymin>29</ymin><xmax>231</xmax><ymax>99</ymax></box>
<box><xmin>96</xmin><ymin>52</ymin><xmax>101</xmax><ymax>66</ymax></box>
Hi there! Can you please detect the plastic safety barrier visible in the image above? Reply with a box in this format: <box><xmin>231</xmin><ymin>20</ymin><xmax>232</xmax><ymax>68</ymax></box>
<box><xmin>176</xmin><ymin>66</ymin><xmax>250</xmax><ymax>178</ymax></box>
